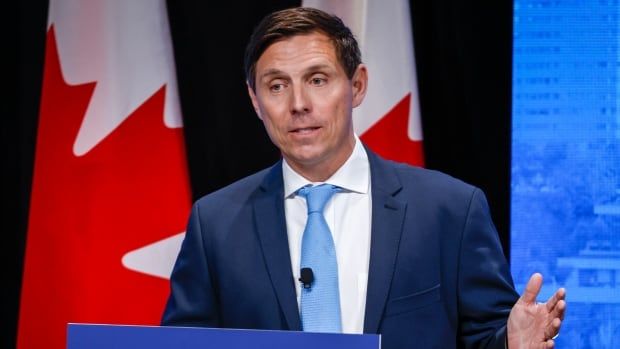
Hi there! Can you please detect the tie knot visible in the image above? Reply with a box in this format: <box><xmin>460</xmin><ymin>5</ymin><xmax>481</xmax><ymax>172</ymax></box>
<box><xmin>297</xmin><ymin>184</ymin><xmax>340</xmax><ymax>214</ymax></box>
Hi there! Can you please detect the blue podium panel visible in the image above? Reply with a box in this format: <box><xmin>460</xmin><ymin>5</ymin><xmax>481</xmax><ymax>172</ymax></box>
<box><xmin>67</xmin><ymin>324</ymin><xmax>381</xmax><ymax>349</ymax></box>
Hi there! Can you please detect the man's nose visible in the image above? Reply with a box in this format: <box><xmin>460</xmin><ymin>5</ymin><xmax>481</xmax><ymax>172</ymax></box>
<box><xmin>290</xmin><ymin>84</ymin><xmax>311</xmax><ymax>115</ymax></box>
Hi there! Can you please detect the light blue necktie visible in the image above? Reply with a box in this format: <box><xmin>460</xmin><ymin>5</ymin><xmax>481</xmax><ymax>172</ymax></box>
<box><xmin>297</xmin><ymin>184</ymin><xmax>342</xmax><ymax>333</ymax></box>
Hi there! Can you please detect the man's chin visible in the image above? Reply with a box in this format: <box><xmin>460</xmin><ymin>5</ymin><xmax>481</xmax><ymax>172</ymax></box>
<box><xmin>282</xmin><ymin>148</ymin><xmax>327</xmax><ymax>167</ymax></box>
<box><xmin>284</xmin><ymin>154</ymin><xmax>322</xmax><ymax>167</ymax></box>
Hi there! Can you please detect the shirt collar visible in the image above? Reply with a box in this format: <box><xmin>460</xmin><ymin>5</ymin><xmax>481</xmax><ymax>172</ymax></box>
<box><xmin>282</xmin><ymin>135</ymin><xmax>370</xmax><ymax>198</ymax></box>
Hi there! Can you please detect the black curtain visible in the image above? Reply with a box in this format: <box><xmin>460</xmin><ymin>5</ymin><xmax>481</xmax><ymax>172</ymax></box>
<box><xmin>410</xmin><ymin>1</ymin><xmax>513</xmax><ymax>250</ymax></box>
<box><xmin>3</xmin><ymin>1</ymin><xmax>48</xmax><ymax>349</ymax></box>
<box><xmin>3</xmin><ymin>1</ymin><xmax>512</xmax><ymax>347</ymax></box>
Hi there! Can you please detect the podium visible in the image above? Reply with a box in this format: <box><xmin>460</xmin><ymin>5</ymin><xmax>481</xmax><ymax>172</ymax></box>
<box><xmin>67</xmin><ymin>324</ymin><xmax>381</xmax><ymax>349</ymax></box>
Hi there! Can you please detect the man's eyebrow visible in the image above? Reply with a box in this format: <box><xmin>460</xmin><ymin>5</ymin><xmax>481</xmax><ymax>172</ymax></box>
<box><xmin>304</xmin><ymin>64</ymin><xmax>332</xmax><ymax>72</ymax></box>
<box><xmin>259</xmin><ymin>69</ymin><xmax>286</xmax><ymax>80</ymax></box>
<box><xmin>259</xmin><ymin>64</ymin><xmax>335</xmax><ymax>81</ymax></box>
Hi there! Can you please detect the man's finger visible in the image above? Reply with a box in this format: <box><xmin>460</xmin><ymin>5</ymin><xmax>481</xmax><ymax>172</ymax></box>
<box><xmin>520</xmin><ymin>272</ymin><xmax>543</xmax><ymax>304</ymax></box>
<box><xmin>545</xmin><ymin>288</ymin><xmax>566</xmax><ymax>312</ymax></box>
<box><xmin>552</xmin><ymin>317</ymin><xmax>561</xmax><ymax>332</ymax></box>
<box><xmin>550</xmin><ymin>300</ymin><xmax>566</xmax><ymax>321</ymax></box>
<box><xmin>545</xmin><ymin>317</ymin><xmax>562</xmax><ymax>341</ymax></box>
<box><xmin>545</xmin><ymin>339</ymin><xmax>555</xmax><ymax>348</ymax></box>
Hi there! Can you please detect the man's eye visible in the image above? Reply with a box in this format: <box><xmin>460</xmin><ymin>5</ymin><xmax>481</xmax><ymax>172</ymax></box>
<box><xmin>311</xmin><ymin>78</ymin><xmax>326</xmax><ymax>86</ymax></box>
<box><xmin>270</xmin><ymin>84</ymin><xmax>284</xmax><ymax>92</ymax></box>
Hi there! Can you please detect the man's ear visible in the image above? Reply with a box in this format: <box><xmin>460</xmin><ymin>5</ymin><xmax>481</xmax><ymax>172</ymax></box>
<box><xmin>247</xmin><ymin>82</ymin><xmax>263</xmax><ymax>120</ymax></box>
<box><xmin>351</xmin><ymin>64</ymin><xmax>368</xmax><ymax>108</ymax></box>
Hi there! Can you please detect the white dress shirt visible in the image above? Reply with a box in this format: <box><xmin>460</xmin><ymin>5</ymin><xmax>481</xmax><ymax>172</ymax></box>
<box><xmin>282</xmin><ymin>136</ymin><xmax>372</xmax><ymax>334</ymax></box>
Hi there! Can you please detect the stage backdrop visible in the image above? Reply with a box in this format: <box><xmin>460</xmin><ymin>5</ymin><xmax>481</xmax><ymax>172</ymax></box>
<box><xmin>4</xmin><ymin>1</ymin><xmax>512</xmax><ymax>348</ymax></box>
<box><xmin>511</xmin><ymin>0</ymin><xmax>620</xmax><ymax>347</ymax></box>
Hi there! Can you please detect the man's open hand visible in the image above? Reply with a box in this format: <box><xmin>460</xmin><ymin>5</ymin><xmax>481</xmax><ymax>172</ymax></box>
<box><xmin>507</xmin><ymin>273</ymin><xmax>566</xmax><ymax>348</ymax></box>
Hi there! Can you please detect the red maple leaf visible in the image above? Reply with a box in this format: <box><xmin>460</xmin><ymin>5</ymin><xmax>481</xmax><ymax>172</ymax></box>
<box><xmin>361</xmin><ymin>93</ymin><xmax>425</xmax><ymax>167</ymax></box>
<box><xmin>18</xmin><ymin>27</ymin><xmax>191</xmax><ymax>349</ymax></box>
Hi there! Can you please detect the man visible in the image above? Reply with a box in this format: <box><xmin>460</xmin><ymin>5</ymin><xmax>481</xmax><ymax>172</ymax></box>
<box><xmin>162</xmin><ymin>7</ymin><xmax>565</xmax><ymax>348</ymax></box>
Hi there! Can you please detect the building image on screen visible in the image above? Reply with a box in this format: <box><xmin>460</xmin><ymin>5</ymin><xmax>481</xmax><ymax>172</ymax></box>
<box><xmin>512</xmin><ymin>0</ymin><xmax>620</xmax><ymax>347</ymax></box>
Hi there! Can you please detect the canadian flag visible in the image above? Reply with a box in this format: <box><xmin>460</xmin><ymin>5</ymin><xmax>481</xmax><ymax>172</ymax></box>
<box><xmin>18</xmin><ymin>1</ymin><xmax>191</xmax><ymax>348</ymax></box>
<box><xmin>303</xmin><ymin>0</ymin><xmax>424</xmax><ymax>166</ymax></box>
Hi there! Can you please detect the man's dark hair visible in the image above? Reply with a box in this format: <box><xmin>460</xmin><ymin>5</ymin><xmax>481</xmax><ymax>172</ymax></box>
<box><xmin>244</xmin><ymin>7</ymin><xmax>362</xmax><ymax>91</ymax></box>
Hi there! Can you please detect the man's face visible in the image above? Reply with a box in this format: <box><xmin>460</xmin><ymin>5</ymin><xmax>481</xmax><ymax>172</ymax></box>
<box><xmin>248</xmin><ymin>32</ymin><xmax>367</xmax><ymax>179</ymax></box>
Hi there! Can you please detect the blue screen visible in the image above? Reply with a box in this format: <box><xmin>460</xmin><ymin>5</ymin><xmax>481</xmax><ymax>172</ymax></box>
<box><xmin>511</xmin><ymin>0</ymin><xmax>620</xmax><ymax>347</ymax></box>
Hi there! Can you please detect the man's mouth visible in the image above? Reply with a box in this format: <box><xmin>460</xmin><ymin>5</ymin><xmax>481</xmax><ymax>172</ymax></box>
<box><xmin>290</xmin><ymin>126</ymin><xmax>321</xmax><ymax>134</ymax></box>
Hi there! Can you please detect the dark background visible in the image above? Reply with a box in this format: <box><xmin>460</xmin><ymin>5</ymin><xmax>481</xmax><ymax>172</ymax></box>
<box><xmin>2</xmin><ymin>1</ymin><xmax>512</xmax><ymax>348</ymax></box>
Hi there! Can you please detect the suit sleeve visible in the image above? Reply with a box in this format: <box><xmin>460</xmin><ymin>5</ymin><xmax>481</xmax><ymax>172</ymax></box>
<box><xmin>458</xmin><ymin>188</ymin><xmax>519</xmax><ymax>349</ymax></box>
<box><xmin>161</xmin><ymin>202</ymin><xmax>221</xmax><ymax>327</ymax></box>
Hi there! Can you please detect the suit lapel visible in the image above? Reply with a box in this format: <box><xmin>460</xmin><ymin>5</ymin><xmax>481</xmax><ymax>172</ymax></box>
<box><xmin>363</xmin><ymin>150</ymin><xmax>407</xmax><ymax>333</ymax></box>
<box><xmin>253</xmin><ymin>162</ymin><xmax>301</xmax><ymax>331</ymax></box>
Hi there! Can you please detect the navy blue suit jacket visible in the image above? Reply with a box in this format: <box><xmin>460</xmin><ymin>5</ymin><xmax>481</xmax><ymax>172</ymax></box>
<box><xmin>162</xmin><ymin>149</ymin><xmax>519</xmax><ymax>349</ymax></box>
